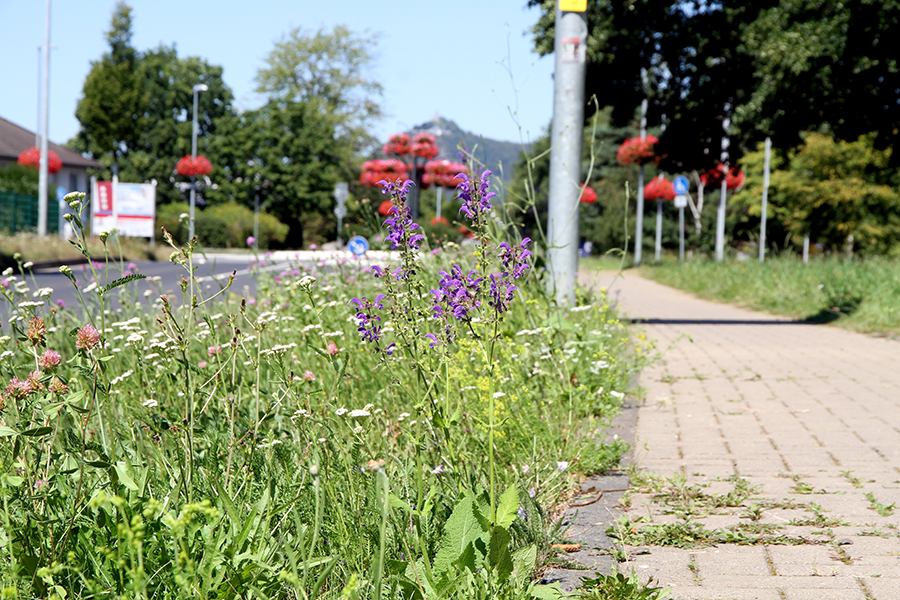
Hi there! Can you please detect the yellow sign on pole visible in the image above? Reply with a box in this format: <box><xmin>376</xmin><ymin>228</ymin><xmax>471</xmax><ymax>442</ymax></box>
<box><xmin>559</xmin><ymin>0</ymin><xmax>587</xmax><ymax>11</ymax></box>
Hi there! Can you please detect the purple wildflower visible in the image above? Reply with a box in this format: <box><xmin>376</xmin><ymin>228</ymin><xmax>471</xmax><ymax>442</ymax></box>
<box><xmin>380</xmin><ymin>179</ymin><xmax>425</xmax><ymax>250</ymax></box>
<box><xmin>350</xmin><ymin>295</ymin><xmax>386</xmax><ymax>343</ymax></box>
<box><xmin>431</xmin><ymin>265</ymin><xmax>483</xmax><ymax>321</ymax></box>
<box><xmin>487</xmin><ymin>273</ymin><xmax>517</xmax><ymax>315</ymax></box>
<box><xmin>457</xmin><ymin>170</ymin><xmax>497</xmax><ymax>224</ymax></box>
<box><xmin>498</xmin><ymin>238</ymin><xmax>532</xmax><ymax>279</ymax></box>
<box><xmin>424</xmin><ymin>333</ymin><xmax>439</xmax><ymax>348</ymax></box>
<box><xmin>370</xmin><ymin>265</ymin><xmax>384</xmax><ymax>278</ymax></box>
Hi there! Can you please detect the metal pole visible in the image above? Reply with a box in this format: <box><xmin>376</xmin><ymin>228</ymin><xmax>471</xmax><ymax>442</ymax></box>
<box><xmin>634</xmin><ymin>94</ymin><xmax>648</xmax><ymax>266</ymax></box>
<box><xmin>678</xmin><ymin>206</ymin><xmax>685</xmax><ymax>262</ymax></box>
<box><xmin>254</xmin><ymin>193</ymin><xmax>260</xmax><ymax>250</ymax></box>
<box><xmin>436</xmin><ymin>186</ymin><xmax>442</xmax><ymax>220</ymax></box>
<box><xmin>654</xmin><ymin>197</ymin><xmax>663</xmax><ymax>262</ymax></box>
<box><xmin>802</xmin><ymin>234</ymin><xmax>809</xmax><ymax>264</ymax></box>
<box><xmin>189</xmin><ymin>84</ymin><xmax>207</xmax><ymax>241</ymax></box>
<box><xmin>36</xmin><ymin>47</ymin><xmax>42</xmax><ymax>147</ymax></box>
<box><xmin>715</xmin><ymin>107</ymin><xmax>730</xmax><ymax>262</ymax></box>
<box><xmin>759</xmin><ymin>136</ymin><xmax>771</xmax><ymax>262</ymax></box>
<box><xmin>38</xmin><ymin>0</ymin><xmax>51</xmax><ymax>236</ymax></box>
<box><xmin>546</xmin><ymin>3</ymin><xmax>587</xmax><ymax>306</ymax></box>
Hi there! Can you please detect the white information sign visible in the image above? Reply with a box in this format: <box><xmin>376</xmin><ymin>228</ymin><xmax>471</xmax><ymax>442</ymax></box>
<box><xmin>674</xmin><ymin>195</ymin><xmax>688</xmax><ymax>208</ymax></box>
<box><xmin>92</xmin><ymin>181</ymin><xmax>156</xmax><ymax>238</ymax></box>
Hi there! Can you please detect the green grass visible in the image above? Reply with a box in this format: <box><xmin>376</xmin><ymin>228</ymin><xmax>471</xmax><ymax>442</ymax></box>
<box><xmin>640</xmin><ymin>254</ymin><xmax>900</xmax><ymax>336</ymax></box>
<box><xmin>0</xmin><ymin>192</ymin><xmax>645</xmax><ymax>599</ymax></box>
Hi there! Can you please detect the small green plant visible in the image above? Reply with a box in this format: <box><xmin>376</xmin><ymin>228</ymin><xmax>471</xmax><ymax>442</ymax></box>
<box><xmin>577</xmin><ymin>568</ymin><xmax>670</xmax><ymax>600</ymax></box>
<box><xmin>865</xmin><ymin>492</ymin><xmax>896</xmax><ymax>517</ymax></box>
<box><xmin>839</xmin><ymin>470</ymin><xmax>864</xmax><ymax>488</ymax></box>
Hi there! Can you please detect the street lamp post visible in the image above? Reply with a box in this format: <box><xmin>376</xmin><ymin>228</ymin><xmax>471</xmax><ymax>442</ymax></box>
<box><xmin>189</xmin><ymin>83</ymin><xmax>208</xmax><ymax>241</ymax></box>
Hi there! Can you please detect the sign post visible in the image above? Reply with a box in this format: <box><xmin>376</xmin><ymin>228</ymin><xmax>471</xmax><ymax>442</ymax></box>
<box><xmin>333</xmin><ymin>182</ymin><xmax>349</xmax><ymax>248</ymax></box>
<box><xmin>546</xmin><ymin>0</ymin><xmax>588</xmax><ymax>306</ymax></box>
<box><xmin>673</xmin><ymin>176</ymin><xmax>689</xmax><ymax>262</ymax></box>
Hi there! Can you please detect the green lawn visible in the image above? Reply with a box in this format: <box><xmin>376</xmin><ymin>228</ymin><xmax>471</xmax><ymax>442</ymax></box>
<box><xmin>639</xmin><ymin>254</ymin><xmax>900</xmax><ymax>336</ymax></box>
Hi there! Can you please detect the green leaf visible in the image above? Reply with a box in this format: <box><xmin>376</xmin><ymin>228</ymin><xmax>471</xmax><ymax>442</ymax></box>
<box><xmin>495</xmin><ymin>484</ymin><xmax>519</xmax><ymax>529</ymax></box>
<box><xmin>20</xmin><ymin>426</ymin><xmax>53</xmax><ymax>437</ymax></box>
<box><xmin>488</xmin><ymin>525</ymin><xmax>513</xmax><ymax>582</ymax></box>
<box><xmin>100</xmin><ymin>273</ymin><xmax>147</xmax><ymax>295</ymax></box>
<box><xmin>432</xmin><ymin>492</ymin><xmax>489</xmax><ymax>577</ymax></box>
<box><xmin>114</xmin><ymin>461</ymin><xmax>139</xmax><ymax>491</ymax></box>
<box><xmin>5</xmin><ymin>476</ymin><xmax>24</xmax><ymax>487</ymax></box>
<box><xmin>0</xmin><ymin>426</ymin><xmax>17</xmax><ymax>437</ymax></box>
<box><xmin>529</xmin><ymin>581</ymin><xmax>563</xmax><ymax>600</ymax></box>
<box><xmin>388</xmin><ymin>493</ymin><xmax>413</xmax><ymax>513</ymax></box>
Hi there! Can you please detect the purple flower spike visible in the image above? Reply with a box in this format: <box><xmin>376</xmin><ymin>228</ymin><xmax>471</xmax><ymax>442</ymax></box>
<box><xmin>424</xmin><ymin>333</ymin><xmax>439</xmax><ymax>348</ymax></box>
<box><xmin>457</xmin><ymin>170</ymin><xmax>496</xmax><ymax>225</ymax></box>
<box><xmin>350</xmin><ymin>296</ymin><xmax>383</xmax><ymax>343</ymax></box>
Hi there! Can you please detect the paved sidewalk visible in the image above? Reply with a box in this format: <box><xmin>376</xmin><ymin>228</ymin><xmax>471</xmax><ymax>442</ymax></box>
<box><xmin>579</xmin><ymin>270</ymin><xmax>900</xmax><ymax>600</ymax></box>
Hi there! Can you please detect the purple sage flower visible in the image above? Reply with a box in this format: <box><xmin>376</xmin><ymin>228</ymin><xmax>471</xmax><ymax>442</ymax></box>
<box><xmin>430</xmin><ymin>265</ymin><xmax>483</xmax><ymax>321</ymax></box>
<box><xmin>380</xmin><ymin>179</ymin><xmax>425</xmax><ymax>250</ymax></box>
<box><xmin>457</xmin><ymin>170</ymin><xmax>497</xmax><ymax>224</ymax></box>
<box><xmin>350</xmin><ymin>295</ymin><xmax>386</xmax><ymax>343</ymax></box>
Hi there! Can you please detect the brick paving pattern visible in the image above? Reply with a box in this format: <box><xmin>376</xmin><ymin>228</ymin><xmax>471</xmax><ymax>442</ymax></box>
<box><xmin>581</xmin><ymin>270</ymin><xmax>900</xmax><ymax>600</ymax></box>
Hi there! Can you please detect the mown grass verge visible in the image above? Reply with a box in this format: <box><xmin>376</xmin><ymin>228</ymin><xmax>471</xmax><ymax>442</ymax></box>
<box><xmin>640</xmin><ymin>254</ymin><xmax>900</xmax><ymax>336</ymax></box>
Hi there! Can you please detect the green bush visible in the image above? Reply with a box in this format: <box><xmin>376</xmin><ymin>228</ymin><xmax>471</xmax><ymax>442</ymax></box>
<box><xmin>154</xmin><ymin>202</ymin><xmax>289</xmax><ymax>248</ymax></box>
<box><xmin>0</xmin><ymin>163</ymin><xmax>40</xmax><ymax>196</ymax></box>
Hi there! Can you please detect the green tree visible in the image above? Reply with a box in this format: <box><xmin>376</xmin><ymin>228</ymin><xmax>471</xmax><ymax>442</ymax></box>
<box><xmin>209</xmin><ymin>100</ymin><xmax>342</xmax><ymax>248</ymax></box>
<box><xmin>73</xmin><ymin>1</ymin><xmax>142</xmax><ymax>168</ymax></box>
<box><xmin>254</xmin><ymin>25</ymin><xmax>383</xmax><ymax>153</ymax></box>
<box><xmin>72</xmin><ymin>5</ymin><xmax>238</xmax><ymax>207</ymax></box>
<box><xmin>526</xmin><ymin>0</ymin><xmax>900</xmax><ymax>168</ymax></box>
<box><xmin>732</xmin><ymin>132</ymin><xmax>900</xmax><ymax>255</ymax></box>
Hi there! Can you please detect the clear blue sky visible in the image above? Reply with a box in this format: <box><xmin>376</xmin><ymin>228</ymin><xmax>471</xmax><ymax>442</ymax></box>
<box><xmin>0</xmin><ymin>0</ymin><xmax>554</xmax><ymax>151</ymax></box>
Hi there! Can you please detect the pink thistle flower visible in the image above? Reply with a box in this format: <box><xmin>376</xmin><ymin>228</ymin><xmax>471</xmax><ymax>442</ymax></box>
<box><xmin>208</xmin><ymin>345</ymin><xmax>222</xmax><ymax>357</ymax></box>
<box><xmin>39</xmin><ymin>349</ymin><xmax>62</xmax><ymax>370</ymax></box>
<box><xmin>75</xmin><ymin>324</ymin><xmax>100</xmax><ymax>350</ymax></box>
<box><xmin>326</xmin><ymin>341</ymin><xmax>339</xmax><ymax>356</ymax></box>
<box><xmin>302</xmin><ymin>369</ymin><xmax>316</xmax><ymax>382</ymax></box>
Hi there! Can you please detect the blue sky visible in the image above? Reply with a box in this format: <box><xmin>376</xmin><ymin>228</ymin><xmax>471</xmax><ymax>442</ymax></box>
<box><xmin>0</xmin><ymin>0</ymin><xmax>554</xmax><ymax>151</ymax></box>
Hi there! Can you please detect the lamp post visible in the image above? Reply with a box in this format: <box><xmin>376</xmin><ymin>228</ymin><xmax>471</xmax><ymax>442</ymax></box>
<box><xmin>189</xmin><ymin>83</ymin><xmax>208</xmax><ymax>241</ymax></box>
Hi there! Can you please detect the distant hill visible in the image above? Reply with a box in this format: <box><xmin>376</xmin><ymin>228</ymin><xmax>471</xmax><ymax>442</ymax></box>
<box><xmin>410</xmin><ymin>116</ymin><xmax>524</xmax><ymax>183</ymax></box>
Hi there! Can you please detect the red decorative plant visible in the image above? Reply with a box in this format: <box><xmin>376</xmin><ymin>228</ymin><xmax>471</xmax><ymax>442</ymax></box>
<box><xmin>378</xmin><ymin>200</ymin><xmax>395</xmax><ymax>217</ymax></box>
<box><xmin>360</xmin><ymin>159</ymin><xmax>409</xmax><ymax>187</ymax></box>
<box><xmin>699</xmin><ymin>163</ymin><xmax>745</xmax><ymax>190</ymax></box>
<box><xmin>383</xmin><ymin>133</ymin><xmax>411</xmax><ymax>156</ymax></box>
<box><xmin>176</xmin><ymin>155</ymin><xmax>213</xmax><ymax>176</ymax></box>
<box><xmin>423</xmin><ymin>160</ymin><xmax>469</xmax><ymax>188</ymax></box>
<box><xmin>411</xmin><ymin>133</ymin><xmax>439</xmax><ymax>159</ymax></box>
<box><xmin>644</xmin><ymin>176</ymin><xmax>676</xmax><ymax>201</ymax></box>
<box><xmin>580</xmin><ymin>184</ymin><xmax>598</xmax><ymax>204</ymax></box>
<box><xmin>430</xmin><ymin>216</ymin><xmax>449</xmax><ymax>226</ymax></box>
<box><xmin>616</xmin><ymin>135</ymin><xmax>659</xmax><ymax>166</ymax></box>
<box><xmin>17</xmin><ymin>147</ymin><xmax>62</xmax><ymax>174</ymax></box>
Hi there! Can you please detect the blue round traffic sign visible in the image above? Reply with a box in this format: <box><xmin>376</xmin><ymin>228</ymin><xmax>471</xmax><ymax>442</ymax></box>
<box><xmin>674</xmin><ymin>176</ymin><xmax>690</xmax><ymax>195</ymax></box>
<box><xmin>347</xmin><ymin>235</ymin><xmax>369</xmax><ymax>256</ymax></box>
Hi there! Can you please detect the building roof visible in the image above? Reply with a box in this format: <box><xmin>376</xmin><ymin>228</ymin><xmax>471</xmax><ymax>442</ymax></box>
<box><xmin>0</xmin><ymin>116</ymin><xmax>101</xmax><ymax>169</ymax></box>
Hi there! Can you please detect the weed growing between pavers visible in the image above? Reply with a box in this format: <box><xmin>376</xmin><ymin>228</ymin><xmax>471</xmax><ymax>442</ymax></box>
<box><xmin>0</xmin><ymin>183</ymin><xmax>645</xmax><ymax>599</ymax></box>
<box><xmin>576</xmin><ymin>569</ymin><xmax>670</xmax><ymax>600</ymax></box>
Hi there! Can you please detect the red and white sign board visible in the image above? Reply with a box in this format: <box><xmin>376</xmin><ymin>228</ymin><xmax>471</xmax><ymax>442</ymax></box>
<box><xmin>92</xmin><ymin>180</ymin><xmax>156</xmax><ymax>238</ymax></box>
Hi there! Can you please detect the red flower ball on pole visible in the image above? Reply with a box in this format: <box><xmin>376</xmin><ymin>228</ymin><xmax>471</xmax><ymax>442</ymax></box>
<box><xmin>580</xmin><ymin>184</ymin><xmax>598</xmax><ymax>204</ymax></box>
<box><xmin>378</xmin><ymin>200</ymin><xmax>395</xmax><ymax>217</ymax></box>
<box><xmin>17</xmin><ymin>147</ymin><xmax>62</xmax><ymax>174</ymax></box>
<box><xmin>360</xmin><ymin>159</ymin><xmax>409</xmax><ymax>187</ymax></box>
<box><xmin>644</xmin><ymin>176</ymin><xmax>675</xmax><ymax>201</ymax></box>
<box><xmin>616</xmin><ymin>135</ymin><xmax>659</xmax><ymax>166</ymax></box>
<box><xmin>699</xmin><ymin>163</ymin><xmax>744</xmax><ymax>190</ymax></box>
<box><xmin>422</xmin><ymin>160</ymin><xmax>469</xmax><ymax>188</ymax></box>
<box><xmin>411</xmin><ymin>133</ymin><xmax>439</xmax><ymax>159</ymax></box>
<box><xmin>383</xmin><ymin>133</ymin><xmax>411</xmax><ymax>156</ymax></box>
<box><xmin>175</xmin><ymin>155</ymin><xmax>213</xmax><ymax>177</ymax></box>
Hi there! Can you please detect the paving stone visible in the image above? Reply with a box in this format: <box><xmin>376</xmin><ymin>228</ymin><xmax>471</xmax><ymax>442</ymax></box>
<box><xmin>567</xmin><ymin>271</ymin><xmax>900</xmax><ymax>598</ymax></box>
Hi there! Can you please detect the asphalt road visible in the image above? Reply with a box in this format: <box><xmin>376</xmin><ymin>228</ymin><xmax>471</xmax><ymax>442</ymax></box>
<box><xmin>2</xmin><ymin>255</ymin><xmax>298</xmax><ymax>322</ymax></box>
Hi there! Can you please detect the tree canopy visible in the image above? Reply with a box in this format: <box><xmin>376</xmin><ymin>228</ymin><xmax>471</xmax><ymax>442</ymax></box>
<box><xmin>527</xmin><ymin>0</ymin><xmax>900</xmax><ymax>168</ymax></box>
